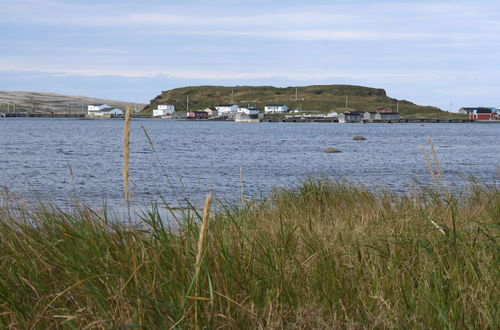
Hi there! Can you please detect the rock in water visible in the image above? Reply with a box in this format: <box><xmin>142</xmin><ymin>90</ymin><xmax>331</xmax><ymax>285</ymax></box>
<box><xmin>324</xmin><ymin>148</ymin><xmax>342</xmax><ymax>153</ymax></box>
<box><xmin>353</xmin><ymin>136</ymin><xmax>366</xmax><ymax>140</ymax></box>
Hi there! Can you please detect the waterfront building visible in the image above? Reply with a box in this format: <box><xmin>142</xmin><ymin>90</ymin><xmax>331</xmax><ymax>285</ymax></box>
<box><xmin>203</xmin><ymin>107</ymin><xmax>218</xmax><ymax>117</ymax></box>
<box><xmin>87</xmin><ymin>104</ymin><xmax>123</xmax><ymax>117</ymax></box>
<box><xmin>153</xmin><ymin>104</ymin><xmax>175</xmax><ymax>117</ymax></box>
<box><xmin>187</xmin><ymin>111</ymin><xmax>209</xmax><ymax>119</ymax></box>
<box><xmin>237</xmin><ymin>106</ymin><xmax>260</xmax><ymax>115</ymax></box>
<box><xmin>363</xmin><ymin>112</ymin><xmax>378</xmax><ymax>121</ymax></box>
<box><xmin>375</xmin><ymin>112</ymin><xmax>400</xmax><ymax>122</ymax></box>
<box><xmin>264</xmin><ymin>104</ymin><xmax>289</xmax><ymax>113</ymax></box>
<box><xmin>459</xmin><ymin>107</ymin><xmax>475</xmax><ymax>115</ymax></box>
<box><xmin>469</xmin><ymin>108</ymin><xmax>499</xmax><ymax>120</ymax></box>
<box><xmin>88</xmin><ymin>104</ymin><xmax>109</xmax><ymax>114</ymax></box>
<box><xmin>338</xmin><ymin>112</ymin><xmax>362</xmax><ymax>123</ymax></box>
<box><xmin>215</xmin><ymin>104</ymin><xmax>238</xmax><ymax>114</ymax></box>
<box><xmin>235</xmin><ymin>112</ymin><xmax>260</xmax><ymax>122</ymax></box>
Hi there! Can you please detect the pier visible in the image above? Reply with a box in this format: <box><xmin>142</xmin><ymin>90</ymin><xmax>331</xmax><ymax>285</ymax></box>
<box><xmin>1</xmin><ymin>112</ymin><xmax>86</xmax><ymax>118</ymax></box>
<box><xmin>262</xmin><ymin>117</ymin><xmax>474</xmax><ymax>123</ymax></box>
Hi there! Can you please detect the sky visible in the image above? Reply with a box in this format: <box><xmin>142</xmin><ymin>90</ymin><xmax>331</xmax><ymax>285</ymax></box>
<box><xmin>1</xmin><ymin>0</ymin><xmax>500</xmax><ymax>110</ymax></box>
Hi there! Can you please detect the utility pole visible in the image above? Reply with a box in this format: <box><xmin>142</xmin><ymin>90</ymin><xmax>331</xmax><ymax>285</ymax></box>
<box><xmin>397</xmin><ymin>100</ymin><xmax>400</xmax><ymax>113</ymax></box>
<box><xmin>186</xmin><ymin>96</ymin><xmax>189</xmax><ymax>111</ymax></box>
<box><xmin>295</xmin><ymin>87</ymin><xmax>298</xmax><ymax>101</ymax></box>
<box><xmin>345</xmin><ymin>96</ymin><xmax>348</xmax><ymax>109</ymax></box>
<box><xmin>231</xmin><ymin>89</ymin><xmax>234</xmax><ymax>103</ymax></box>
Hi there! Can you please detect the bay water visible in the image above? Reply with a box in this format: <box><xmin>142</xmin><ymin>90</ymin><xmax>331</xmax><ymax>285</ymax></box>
<box><xmin>1</xmin><ymin>118</ymin><xmax>498</xmax><ymax>209</ymax></box>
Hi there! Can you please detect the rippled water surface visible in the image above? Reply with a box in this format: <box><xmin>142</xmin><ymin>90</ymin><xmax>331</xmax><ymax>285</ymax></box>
<box><xmin>0</xmin><ymin>118</ymin><xmax>499</xmax><ymax>207</ymax></box>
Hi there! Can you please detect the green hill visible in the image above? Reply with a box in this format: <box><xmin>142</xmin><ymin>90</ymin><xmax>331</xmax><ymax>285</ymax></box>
<box><xmin>143</xmin><ymin>85</ymin><xmax>454</xmax><ymax>118</ymax></box>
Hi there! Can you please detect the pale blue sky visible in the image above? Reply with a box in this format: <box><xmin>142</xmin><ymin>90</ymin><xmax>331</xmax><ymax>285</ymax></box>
<box><xmin>1</xmin><ymin>0</ymin><xmax>499</xmax><ymax>109</ymax></box>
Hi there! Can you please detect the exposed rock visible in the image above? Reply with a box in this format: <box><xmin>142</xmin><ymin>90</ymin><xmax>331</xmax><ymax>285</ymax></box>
<box><xmin>353</xmin><ymin>136</ymin><xmax>366</xmax><ymax>140</ymax></box>
<box><xmin>324</xmin><ymin>148</ymin><xmax>342</xmax><ymax>153</ymax></box>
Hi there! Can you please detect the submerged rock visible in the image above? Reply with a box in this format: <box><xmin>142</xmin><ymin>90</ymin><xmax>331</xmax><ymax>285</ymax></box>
<box><xmin>324</xmin><ymin>148</ymin><xmax>342</xmax><ymax>153</ymax></box>
<box><xmin>353</xmin><ymin>136</ymin><xmax>366</xmax><ymax>140</ymax></box>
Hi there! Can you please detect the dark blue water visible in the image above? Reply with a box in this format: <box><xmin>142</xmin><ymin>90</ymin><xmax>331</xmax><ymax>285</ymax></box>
<box><xmin>0</xmin><ymin>118</ymin><xmax>499</xmax><ymax>208</ymax></box>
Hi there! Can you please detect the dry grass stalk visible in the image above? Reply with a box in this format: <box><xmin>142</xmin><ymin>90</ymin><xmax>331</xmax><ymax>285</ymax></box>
<box><xmin>123</xmin><ymin>107</ymin><xmax>132</xmax><ymax>203</ymax></box>
<box><xmin>195</xmin><ymin>192</ymin><xmax>212</xmax><ymax>274</ymax></box>
<box><xmin>240</xmin><ymin>167</ymin><xmax>245</xmax><ymax>204</ymax></box>
<box><xmin>194</xmin><ymin>192</ymin><xmax>213</xmax><ymax>328</ymax></box>
<box><xmin>421</xmin><ymin>146</ymin><xmax>438</xmax><ymax>187</ymax></box>
<box><xmin>429</xmin><ymin>138</ymin><xmax>444</xmax><ymax>184</ymax></box>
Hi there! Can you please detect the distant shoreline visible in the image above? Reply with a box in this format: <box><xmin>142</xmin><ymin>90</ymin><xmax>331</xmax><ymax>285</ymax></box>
<box><xmin>0</xmin><ymin>113</ymin><xmax>496</xmax><ymax>123</ymax></box>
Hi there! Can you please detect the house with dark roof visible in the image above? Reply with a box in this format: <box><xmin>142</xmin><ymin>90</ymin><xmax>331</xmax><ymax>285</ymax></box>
<box><xmin>375</xmin><ymin>112</ymin><xmax>400</xmax><ymax>122</ymax></box>
<box><xmin>338</xmin><ymin>112</ymin><xmax>362</xmax><ymax>123</ymax></box>
<box><xmin>469</xmin><ymin>107</ymin><xmax>499</xmax><ymax>120</ymax></box>
<box><xmin>363</xmin><ymin>112</ymin><xmax>378</xmax><ymax>121</ymax></box>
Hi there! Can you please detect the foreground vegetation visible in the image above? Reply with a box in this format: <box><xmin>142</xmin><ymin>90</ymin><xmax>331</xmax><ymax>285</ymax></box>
<box><xmin>0</xmin><ymin>179</ymin><xmax>499</xmax><ymax>328</ymax></box>
<box><xmin>144</xmin><ymin>84</ymin><xmax>453</xmax><ymax>118</ymax></box>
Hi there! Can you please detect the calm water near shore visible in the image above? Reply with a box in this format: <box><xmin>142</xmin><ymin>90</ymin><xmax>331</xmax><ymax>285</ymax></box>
<box><xmin>0</xmin><ymin>118</ymin><xmax>499</xmax><ymax>208</ymax></box>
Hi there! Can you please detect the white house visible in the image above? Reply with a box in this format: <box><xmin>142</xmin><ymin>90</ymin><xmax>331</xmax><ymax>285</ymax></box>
<box><xmin>153</xmin><ymin>104</ymin><xmax>175</xmax><ymax>117</ymax></box>
<box><xmin>87</xmin><ymin>104</ymin><xmax>124</xmax><ymax>117</ymax></box>
<box><xmin>215</xmin><ymin>104</ymin><xmax>238</xmax><ymax>114</ymax></box>
<box><xmin>88</xmin><ymin>104</ymin><xmax>110</xmax><ymax>115</ymax></box>
<box><xmin>264</xmin><ymin>104</ymin><xmax>289</xmax><ymax>113</ymax></box>
<box><xmin>325</xmin><ymin>111</ymin><xmax>338</xmax><ymax>118</ymax></box>
<box><xmin>237</xmin><ymin>106</ymin><xmax>260</xmax><ymax>115</ymax></box>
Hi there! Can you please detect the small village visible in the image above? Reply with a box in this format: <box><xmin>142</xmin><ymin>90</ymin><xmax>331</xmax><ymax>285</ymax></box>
<box><xmin>82</xmin><ymin>102</ymin><xmax>500</xmax><ymax>123</ymax></box>
<box><xmin>2</xmin><ymin>101</ymin><xmax>498</xmax><ymax>123</ymax></box>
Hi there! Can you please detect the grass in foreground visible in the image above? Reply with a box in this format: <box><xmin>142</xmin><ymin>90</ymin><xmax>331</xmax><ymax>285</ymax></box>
<box><xmin>0</xmin><ymin>179</ymin><xmax>499</xmax><ymax>328</ymax></box>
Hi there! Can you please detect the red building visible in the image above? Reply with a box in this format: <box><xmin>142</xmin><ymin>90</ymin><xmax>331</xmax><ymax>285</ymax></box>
<box><xmin>187</xmin><ymin>111</ymin><xmax>208</xmax><ymax>119</ymax></box>
<box><xmin>469</xmin><ymin>108</ymin><xmax>498</xmax><ymax>120</ymax></box>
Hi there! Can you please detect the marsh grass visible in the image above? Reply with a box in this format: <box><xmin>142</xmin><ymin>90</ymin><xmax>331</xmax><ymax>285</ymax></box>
<box><xmin>0</xmin><ymin>178</ymin><xmax>498</xmax><ymax>328</ymax></box>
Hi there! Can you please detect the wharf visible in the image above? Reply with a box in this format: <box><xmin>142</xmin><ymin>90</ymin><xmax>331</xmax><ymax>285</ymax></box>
<box><xmin>1</xmin><ymin>112</ymin><xmax>86</xmax><ymax>118</ymax></box>
<box><xmin>262</xmin><ymin>117</ymin><xmax>475</xmax><ymax>123</ymax></box>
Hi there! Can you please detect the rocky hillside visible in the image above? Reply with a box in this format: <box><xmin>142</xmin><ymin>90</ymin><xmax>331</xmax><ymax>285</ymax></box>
<box><xmin>0</xmin><ymin>91</ymin><xmax>145</xmax><ymax>114</ymax></box>
<box><xmin>143</xmin><ymin>85</ymin><xmax>447</xmax><ymax>118</ymax></box>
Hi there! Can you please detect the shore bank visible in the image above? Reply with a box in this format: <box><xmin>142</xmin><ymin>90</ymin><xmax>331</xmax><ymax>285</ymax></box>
<box><xmin>0</xmin><ymin>179</ymin><xmax>498</xmax><ymax>328</ymax></box>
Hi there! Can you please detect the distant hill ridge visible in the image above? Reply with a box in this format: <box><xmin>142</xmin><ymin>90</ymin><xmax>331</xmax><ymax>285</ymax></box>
<box><xmin>0</xmin><ymin>91</ymin><xmax>145</xmax><ymax>113</ymax></box>
<box><xmin>143</xmin><ymin>84</ymin><xmax>445</xmax><ymax>117</ymax></box>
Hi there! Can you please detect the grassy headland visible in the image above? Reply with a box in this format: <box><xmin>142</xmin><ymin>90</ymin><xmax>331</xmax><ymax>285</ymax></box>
<box><xmin>0</xmin><ymin>179</ymin><xmax>498</xmax><ymax>328</ymax></box>
<box><xmin>0</xmin><ymin>91</ymin><xmax>145</xmax><ymax>114</ymax></box>
<box><xmin>142</xmin><ymin>85</ymin><xmax>460</xmax><ymax>119</ymax></box>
